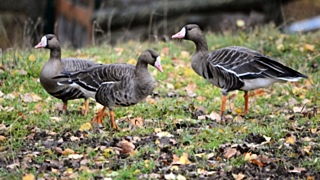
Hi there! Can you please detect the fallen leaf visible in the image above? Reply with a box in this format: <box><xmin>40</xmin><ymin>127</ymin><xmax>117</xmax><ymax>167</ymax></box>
<box><xmin>288</xmin><ymin>167</ymin><xmax>306</xmax><ymax>173</ymax></box>
<box><xmin>179</xmin><ymin>153</ymin><xmax>190</xmax><ymax>165</ymax></box>
<box><xmin>62</xmin><ymin>148</ymin><xmax>75</xmax><ymax>155</ymax></box>
<box><xmin>224</xmin><ymin>148</ymin><xmax>237</xmax><ymax>159</ymax></box>
<box><xmin>130</xmin><ymin>117</ymin><xmax>144</xmax><ymax>128</ymax></box>
<box><xmin>170</xmin><ymin>165</ymin><xmax>179</xmax><ymax>171</ymax></box>
<box><xmin>286</xmin><ymin>134</ymin><xmax>296</xmax><ymax>144</ymax></box>
<box><xmin>304</xmin><ymin>44</ymin><xmax>315</xmax><ymax>52</ymax></box>
<box><xmin>79</xmin><ymin>123</ymin><xmax>91</xmax><ymax>131</ymax></box>
<box><xmin>293</xmin><ymin>106</ymin><xmax>304</xmax><ymax>113</ymax></box>
<box><xmin>70</xmin><ymin>136</ymin><xmax>79</xmax><ymax>141</ymax></box>
<box><xmin>303</xmin><ymin>145</ymin><xmax>312</xmax><ymax>155</ymax></box>
<box><xmin>177</xmin><ymin>174</ymin><xmax>187</xmax><ymax>180</ymax></box>
<box><xmin>161</xmin><ymin>47</ymin><xmax>169</xmax><ymax>55</ymax></box>
<box><xmin>117</xmin><ymin>140</ymin><xmax>135</xmax><ymax>154</ymax></box>
<box><xmin>307</xmin><ymin>176</ymin><xmax>315</xmax><ymax>180</ymax></box>
<box><xmin>206</xmin><ymin>111</ymin><xmax>221</xmax><ymax>122</ymax></box>
<box><xmin>0</xmin><ymin>135</ymin><xmax>6</xmax><ymax>141</ymax></box>
<box><xmin>149</xmin><ymin>173</ymin><xmax>161</xmax><ymax>179</ymax></box>
<box><xmin>180</xmin><ymin>51</ymin><xmax>190</xmax><ymax>59</ymax></box>
<box><xmin>22</xmin><ymin>93</ymin><xmax>42</xmax><ymax>102</ymax></box>
<box><xmin>250</xmin><ymin>159</ymin><xmax>264</xmax><ymax>167</ymax></box>
<box><xmin>127</xmin><ymin>58</ymin><xmax>137</xmax><ymax>65</ymax></box>
<box><xmin>164</xmin><ymin>172</ymin><xmax>176</xmax><ymax>180</ymax></box>
<box><xmin>6</xmin><ymin>162</ymin><xmax>20</xmax><ymax>169</ymax></box>
<box><xmin>50</xmin><ymin>116</ymin><xmax>62</xmax><ymax>122</ymax></box>
<box><xmin>22</xmin><ymin>173</ymin><xmax>35</xmax><ymax>180</ymax></box>
<box><xmin>68</xmin><ymin>154</ymin><xmax>83</xmax><ymax>159</ymax></box>
<box><xmin>244</xmin><ymin>152</ymin><xmax>258</xmax><ymax>161</ymax></box>
<box><xmin>103</xmin><ymin>148</ymin><xmax>114</xmax><ymax>157</ymax></box>
<box><xmin>28</xmin><ymin>54</ymin><xmax>36</xmax><ymax>62</ymax></box>
<box><xmin>156</xmin><ymin>131</ymin><xmax>174</xmax><ymax>138</ymax></box>
<box><xmin>232</xmin><ymin>173</ymin><xmax>245</xmax><ymax>180</ymax></box>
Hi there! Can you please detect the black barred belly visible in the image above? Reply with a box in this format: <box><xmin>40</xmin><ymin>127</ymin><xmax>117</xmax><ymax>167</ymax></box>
<box><xmin>49</xmin><ymin>87</ymin><xmax>86</xmax><ymax>101</ymax></box>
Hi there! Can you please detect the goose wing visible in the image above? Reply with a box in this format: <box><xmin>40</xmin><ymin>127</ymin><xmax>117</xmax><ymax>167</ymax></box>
<box><xmin>55</xmin><ymin>64</ymin><xmax>135</xmax><ymax>97</ymax></box>
<box><xmin>209</xmin><ymin>46</ymin><xmax>307</xmax><ymax>81</ymax></box>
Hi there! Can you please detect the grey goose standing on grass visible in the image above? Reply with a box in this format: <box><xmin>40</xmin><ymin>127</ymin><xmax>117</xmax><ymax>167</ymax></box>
<box><xmin>35</xmin><ymin>34</ymin><xmax>99</xmax><ymax>115</ymax></box>
<box><xmin>172</xmin><ymin>24</ymin><xmax>308</xmax><ymax>116</ymax></box>
<box><xmin>55</xmin><ymin>49</ymin><xmax>163</xmax><ymax>130</ymax></box>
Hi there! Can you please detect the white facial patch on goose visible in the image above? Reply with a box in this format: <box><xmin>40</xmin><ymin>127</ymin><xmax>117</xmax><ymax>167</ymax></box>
<box><xmin>155</xmin><ymin>56</ymin><xmax>163</xmax><ymax>72</ymax></box>
<box><xmin>40</xmin><ymin>36</ymin><xmax>47</xmax><ymax>47</ymax></box>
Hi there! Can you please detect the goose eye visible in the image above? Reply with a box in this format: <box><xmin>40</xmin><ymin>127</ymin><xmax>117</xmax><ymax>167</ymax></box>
<box><xmin>47</xmin><ymin>36</ymin><xmax>53</xmax><ymax>40</ymax></box>
<box><xmin>187</xmin><ymin>27</ymin><xmax>192</xmax><ymax>31</ymax></box>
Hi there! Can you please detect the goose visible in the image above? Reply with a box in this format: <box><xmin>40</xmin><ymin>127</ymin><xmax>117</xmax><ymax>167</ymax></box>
<box><xmin>55</xmin><ymin>49</ymin><xmax>163</xmax><ymax>129</ymax></box>
<box><xmin>35</xmin><ymin>34</ymin><xmax>99</xmax><ymax>115</ymax></box>
<box><xmin>172</xmin><ymin>24</ymin><xmax>307</xmax><ymax>116</ymax></box>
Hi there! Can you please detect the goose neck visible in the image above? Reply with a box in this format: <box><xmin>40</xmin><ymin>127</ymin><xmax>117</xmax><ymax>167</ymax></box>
<box><xmin>50</xmin><ymin>47</ymin><xmax>61</xmax><ymax>60</ymax></box>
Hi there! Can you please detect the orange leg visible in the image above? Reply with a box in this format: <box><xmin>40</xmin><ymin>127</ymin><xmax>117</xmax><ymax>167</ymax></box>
<box><xmin>244</xmin><ymin>91</ymin><xmax>249</xmax><ymax>114</ymax></box>
<box><xmin>109</xmin><ymin>110</ymin><xmax>118</xmax><ymax>130</ymax></box>
<box><xmin>220</xmin><ymin>95</ymin><xmax>227</xmax><ymax>116</ymax></box>
<box><xmin>62</xmin><ymin>101</ymin><xmax>68</xmax><ymax>114</ymax></box>
<box><xmin>82</xmin><ymin>99</ymin><xmax>89</xmax><ymax>116</ymax></box>
<box><xmin>91</xmin><ymin>106</ymin><xmax>107</xmax><ymax>127</ymax></box>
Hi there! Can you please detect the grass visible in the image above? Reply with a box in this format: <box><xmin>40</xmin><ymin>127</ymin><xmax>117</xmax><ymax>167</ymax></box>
<box><xmin>0</xmin><ymin>23</ymin><xmax>319</xmax><ymax>179</ymax></box>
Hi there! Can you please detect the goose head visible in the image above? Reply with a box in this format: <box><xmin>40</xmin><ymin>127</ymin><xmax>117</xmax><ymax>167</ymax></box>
<box><xmin>139</xmin><ymin>49</ymin><xmax>163</xmax><ymax>72</ymax></box>
<box><xmin>35</xmin><ymin>34</ymin><xmax>60</xmax><ymax>49</ymax></box>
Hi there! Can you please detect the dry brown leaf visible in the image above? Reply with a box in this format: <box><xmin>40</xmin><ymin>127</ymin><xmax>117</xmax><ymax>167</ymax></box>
<box><xmin>252</xmin><ymin>89</ymin><xmax>266</xmax><ymax>96</ymax></box>
<box><xmin>286</xmin><ymin>134</ymin><xmax>296</xmax><ymax>144</ymax></box>
<box><xmin>244</xmin><ymin>152</ymin><xmax>258</xmax><ymax>161</ymax></box>
<box><xmin>224</xmin><ymin>148</ymin><xmax>237</xmax><ymax>159</ymax></box>
<box><xmin>257</xmin><ymin>155</ymin><xmax>271</xmax><ymax>164</ymax></box>
<box><xmin>34</xmin><ymin>103</ymin><xmax>43</xmax><ymax>113</ymax></box>
<box><xmin>22</xmin><ymin>173</ymin><xmax>35</xmax><ymax>180</ymax></box>
<box><xmin>250</xmin><ymin>159</ymin><xmax>264</xmax><ymax>167</ymax></box>
<box><xmin>307</xmin><ymin>176</ymin><xmax>315</xmax><ymax>180</ymax></box>
<box><xmin>303</xmin><ymin>145</ymin><xmax>312</xmax><ymax>155</ymax></box>
<box><xmin>180</xmin><ymin>51</ymin><xmax>190</xmax><ymax>58</ymax></box>
<box><xmin>145</xmin><ymin>96</ymin><xmax>156</xmax><ymax>104</ymax></box>
<box><xmin>161</xmin><ymin>47</ymin><xmax>169</xmax><ymax>55</ymax></box>
<box><xmin>130</xmin><ymin>117</ymin><xmax>144</xmax><ymax>128</ymax></box>
<box><xmin>62</xmin><ymin>148</ymin><xmax>75</xmax><ymax>155</ymax></box>
<box><xmin>232</xmin><ymin>173</ymin><xmax>246</xmax><ymax>180</ymax></box>
<box><xmin>0</xmin><ymin>135</ymin><xmax>6</xmax><ymax>141</ymax></box>
<box><xmin>6</xmin><ymin>162</ymin><xmax>20</xmax><ymax>169</ymax></box>
<box><xmin>310</xmin><ymin>128</ymin><xmax>317</xmax><ymax>134</ymax></box>
<box><xmin>79</xmin><ymin>165</ymin><xmax>91</xmax><ymax>172</ymax></box>
<box><xmin>117</xmin><ymin>140</ymin><xmax>135</xmax><ymax>154</ymax></box>
<box><xmin>304</xmin><ymin>44</ymin><xmax>315</xmax><ymax>52</ymax></box>
<box><xmin>172</xmin><ymin>154</ymin><xmax>180</xmax><ymax>164</ymax></box>
<box><xmin>22</xmin><ymin>93</ymin><xmax>42</xmax><ymax>102</ymax></box>
<box><xmin>179</xmin><ymin>153</ymin><xmax>190</xmax><ymax>165</ymax></box>
<box><xmin>206</xmin><ymin>111</ymin><xmax>221</xmax><ymax>122</ymax></box>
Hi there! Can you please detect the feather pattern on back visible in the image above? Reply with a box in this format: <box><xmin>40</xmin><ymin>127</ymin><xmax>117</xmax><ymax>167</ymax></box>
<box><xmin>56</xmin><ymin>49</ymin><xmax>162</xmax><ymax>111</ymax></box>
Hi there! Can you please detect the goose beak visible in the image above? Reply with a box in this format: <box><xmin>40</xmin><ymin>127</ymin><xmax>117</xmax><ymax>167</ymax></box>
<box><xmin>35</xmin><ymin>36</ymin><xmax>47</xmax><ymax>48</ymax></box>
<box><xmin>172</xmin><ymin>27</ymin><xmax>186</xmax><ymax>39</ymax></box>
<box><xmin>35</xmin><ymin>42</ymin><xmax>45</xmax><ymax>48</ymax></box>
<box><xmin>155</xmin><ymin>56</ymin><xmax>163</xmax><ymax>72</ymax></box>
